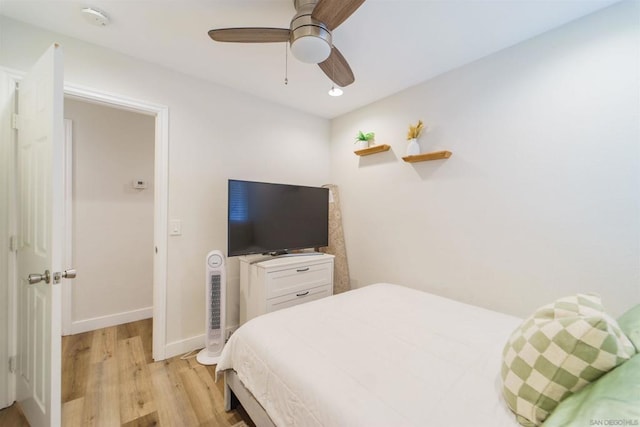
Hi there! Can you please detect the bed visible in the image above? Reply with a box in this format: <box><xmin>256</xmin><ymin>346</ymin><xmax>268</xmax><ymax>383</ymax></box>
<box><xmin>216</xmin><ymin>283</ymin><xmax>524</xmax><ymax>426</ymax></box>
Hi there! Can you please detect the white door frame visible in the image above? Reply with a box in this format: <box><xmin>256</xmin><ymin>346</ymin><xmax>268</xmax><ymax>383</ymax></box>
<box><xmin>61</xmin><ymin>119</ymin><xmax>72</xmax><ymax>336</ymax></box>
<box><xmin>63</xmin><ymin>83</ymin><xmax>169</xmax><ymax>361</ymax></box>
<box><xmin>0</xmin><ymin>67</ymin><xmax>18</xmax><ymax>410</ymax></box>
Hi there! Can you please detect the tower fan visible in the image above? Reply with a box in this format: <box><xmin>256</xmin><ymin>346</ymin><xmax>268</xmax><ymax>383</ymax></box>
<box><xmin>197</xmin><ymin>250</ymin><xmax>226</xmax><ymax>365</ymax></box>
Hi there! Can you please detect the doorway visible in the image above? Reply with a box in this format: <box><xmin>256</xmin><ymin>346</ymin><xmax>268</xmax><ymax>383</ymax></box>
<box><xmin>63</xmin><ymin>85</ymin><xmax>169</xmax><ymax>362</ymax></box>
<box><xmin>62</xmin><ymin>98</ymin><xmax>155</xmax><ymax>335</ymax></box>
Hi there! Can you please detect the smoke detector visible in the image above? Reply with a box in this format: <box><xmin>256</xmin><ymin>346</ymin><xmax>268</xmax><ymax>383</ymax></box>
<box><xmin>81</xmin><ymin>7</ymin><xmax>110</xmax><ymax>27</ymax></box>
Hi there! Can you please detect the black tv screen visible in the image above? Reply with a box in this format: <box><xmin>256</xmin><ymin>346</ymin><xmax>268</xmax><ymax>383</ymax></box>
<box><xmin>227</xmin><ymin>179</ymin><xmax>329</xmax><ymax>256</ymax></box>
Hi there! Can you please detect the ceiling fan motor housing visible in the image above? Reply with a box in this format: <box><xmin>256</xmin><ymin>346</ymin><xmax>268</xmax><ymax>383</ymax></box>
<box><xmin>290</xmin><ymin>1</ymin><xmax>332</xmax><ymax>63</ymax></box>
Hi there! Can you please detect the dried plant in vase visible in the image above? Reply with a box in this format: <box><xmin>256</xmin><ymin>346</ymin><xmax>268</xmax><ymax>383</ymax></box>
<box><xmin>406</xmin><ymin>120</ymin><xmax>426</xmax><ymax>155</ymax></box>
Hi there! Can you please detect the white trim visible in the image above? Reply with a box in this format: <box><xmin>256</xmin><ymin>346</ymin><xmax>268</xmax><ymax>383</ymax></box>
<box><xmin>152</xmin><ymin>102</ymin><xmax>169</xmax><ymax>362</ymax></box>
<box><xmin>2</xmin><ymin>65</ymin><xmax>23</xmax><ymax>408</ymax></box>
<box><xmin>0</xmin><ymin>66</ymin><xmax>23</xmax><ymax>82</ymax></box>
<box><xmin>0</xmin><ymin>68</ymin><xmax>17</xmax><ymax>410</ymax></box>
<box><xmin>165</xmin><ymin>325</ymin><xmax>238</xmax><ymax>360</ymax></box>
<box><xmin>164</xmin><ymin>334</ymin><xmax>205</xmax><ymax>359</ymax></box>
<box><xmin>6</xmin><ymin>73</ymin><xmax>17</xmax><ymax>409</ymax></box>
<box><xmin>70</xmin><ymin>307</ymin><xmax>153</xmax><ymax>335</ymax></box>
<box><xmin>62</xmin><ymin>84</ymin><xmax>169</xmax><ymax>360</ymax></box>
<box><xmin>61</xmin><ymin>119</ymin><xmax>73</xmax><ymax>336</ymax></box>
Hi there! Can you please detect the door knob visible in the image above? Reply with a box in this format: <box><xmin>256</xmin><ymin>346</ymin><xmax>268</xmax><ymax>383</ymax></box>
<box><xmin>28</xmin><ymin>270</ymin><xmax>50</xmax><ymax>285</ymax></box>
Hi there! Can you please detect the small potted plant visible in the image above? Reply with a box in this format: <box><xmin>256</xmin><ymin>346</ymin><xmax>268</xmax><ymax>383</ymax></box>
<box><xmin>406</xmin><ymin>120</ymin><xmax>425</xmax><ymax>156</ymax></box>
<box><xmin>355</xmin><ymin>131</ymin><xmax>375</xmax><ymax>150</ymax></box>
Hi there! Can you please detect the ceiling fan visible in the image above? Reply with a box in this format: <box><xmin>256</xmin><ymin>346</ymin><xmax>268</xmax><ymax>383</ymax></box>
<box><xmin>208</xmin><ymin>0</ymin><xmax>365</xmax><ymax>87</ymax></box>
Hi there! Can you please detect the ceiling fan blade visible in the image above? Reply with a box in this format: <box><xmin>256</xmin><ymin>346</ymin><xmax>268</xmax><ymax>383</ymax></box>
<box><xmin>311</xmin><ymin>0</ymin><xmax>365</xmax><ymax>30</ymax></box>
<box><xmin>208</xmin><ymin>28</ymin><xmax>291</xmax><ymax>43</ymax></box>
<box><xmin>318</xmin><ymin>46</ymin><xmax>355</xmax><ymax>87</ymax></box>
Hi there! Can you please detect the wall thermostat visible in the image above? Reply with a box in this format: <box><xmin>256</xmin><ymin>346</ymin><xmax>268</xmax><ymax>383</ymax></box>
<box><xmin>133</xmin><ymin>179</ymin><xmax>148</xmax><ymax>189</ymax></box>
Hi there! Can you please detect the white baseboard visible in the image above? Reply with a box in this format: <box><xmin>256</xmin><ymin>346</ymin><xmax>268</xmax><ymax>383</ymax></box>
<box><xmin>69</xmin><ymin>306</ymin><xmax>153</xmax><ymax>335</ymax></box>
<box><xmin>164</xmin><ymin>334</ymin><xmax>205</xmax><ymax>359</ymax></box>
<box><xmin>163</xmin><ymin>325</ymin><xmax>239</xmax><ymax>360</ymax></box>
<box><xmin>70</xmin><ymin>309</ymin><xmax>239</xmax><ymax>360</ymax></box>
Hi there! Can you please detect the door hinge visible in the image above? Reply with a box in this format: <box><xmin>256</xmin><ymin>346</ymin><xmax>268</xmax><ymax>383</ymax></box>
<box><xmin>8</xmin><ymin>235</ymin><xmax>18</xmax><ymax>252</ymax></box>
<box><xmin>11</xmin><ymin>113</ymin><xmax>21</xmax><ymax>130</ymax></box>
<box><xmin>8</xmin><ymin>356</ymin><xmax>16</xmax><ymax>373</ymax></box>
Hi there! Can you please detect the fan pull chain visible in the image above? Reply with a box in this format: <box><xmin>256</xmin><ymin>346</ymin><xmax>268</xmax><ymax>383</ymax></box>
<box><xmin>284</xmin><ymin>42</ymin><xmax>289</xmax><ymax>85</ymax></box>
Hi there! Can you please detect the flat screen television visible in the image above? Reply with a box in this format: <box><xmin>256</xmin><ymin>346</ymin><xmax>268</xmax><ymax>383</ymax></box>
<box><xmin>227</xmin><ymin>179</ymin><xmax>329</xmax><ymax>256</ymax></box>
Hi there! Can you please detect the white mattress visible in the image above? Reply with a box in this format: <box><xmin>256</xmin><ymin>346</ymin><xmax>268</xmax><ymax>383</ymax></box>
<box><xmin>217</xmin><ymin>283</ymin><xmax>522</xmax><ymax>427</ymax></box>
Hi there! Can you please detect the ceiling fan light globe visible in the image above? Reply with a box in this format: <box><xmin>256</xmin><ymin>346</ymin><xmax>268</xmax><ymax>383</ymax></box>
<box><xmin>291</xmin><ymin>36</ymin><xmax>331</xmax><ymax>63</ymax></box>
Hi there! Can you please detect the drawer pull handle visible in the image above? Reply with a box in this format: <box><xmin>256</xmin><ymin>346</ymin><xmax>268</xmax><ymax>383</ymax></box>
<box><xmin>296</xmin><ymin>291</ymin><xmax>310</xmax><ymax>297</ymax></box>
<box><xmin>296</xmin><ymin>268</ymin><xmax>310</xmax><ymax>272</ymax></box>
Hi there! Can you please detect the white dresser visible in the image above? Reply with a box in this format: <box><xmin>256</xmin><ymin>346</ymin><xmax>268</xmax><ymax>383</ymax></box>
<box><xmin>239</xmin><ymin>253</ymin><xmax>335</xmax><ymax>324</ymax></box>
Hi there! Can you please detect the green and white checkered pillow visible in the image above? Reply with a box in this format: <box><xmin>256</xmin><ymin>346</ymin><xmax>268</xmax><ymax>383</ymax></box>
<box><xmin>501</xmin><ymin>294</ymin><xmax>636</xmax><ymax>427</ymax></box>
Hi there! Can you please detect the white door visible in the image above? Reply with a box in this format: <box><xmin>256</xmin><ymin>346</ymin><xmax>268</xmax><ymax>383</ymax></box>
<box><xmin>15</xmin><ymin>44</ymin><xmax>65</xmax><ymax>427</ymax></box>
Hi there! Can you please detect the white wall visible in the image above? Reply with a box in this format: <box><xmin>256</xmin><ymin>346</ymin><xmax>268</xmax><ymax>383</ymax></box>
<box><xmin>0</xmin><ymin>17</ymin><xmax>330</xmax><ymax>356</ymax></box>
<box><xmin>64</xmin><ymin>98</ymin><xmax>155</xmax><ymax>331</ymax></box>
<box><xmin>330</xmin><ymin>1</ymin><xmax>640</xmax><ymax>318</ymax></box>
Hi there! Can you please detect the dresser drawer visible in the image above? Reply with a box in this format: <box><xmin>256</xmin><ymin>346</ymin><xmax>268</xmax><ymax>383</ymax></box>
<box><xmin>240</xmin><ymin>253</ymin><xmax>334</xmax><ymax>324</ymax></box>
<box><xmin>265</xmin><ymin>261</ymin><xmax>332</xmax><ymax>299</ymax></box>
<box><xmin>266</xmin><ymin>284</ymin><xmax>332</xmax><ymax>313</ymax></box>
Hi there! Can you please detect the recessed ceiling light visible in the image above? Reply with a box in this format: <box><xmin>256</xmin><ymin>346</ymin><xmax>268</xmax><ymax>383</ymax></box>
<box><xmin>81</xmin><ymin>7</ymin><xmax>110</xmax><ymax>27</ymax></box>
<box><xmin>328</xmin><ymin>85</ymin><xmax>343</xmax><ymax>97</ymax></box>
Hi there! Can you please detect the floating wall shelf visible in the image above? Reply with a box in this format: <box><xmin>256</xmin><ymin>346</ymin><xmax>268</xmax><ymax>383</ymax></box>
<box><xmin>354</xmin><ymin>144</ymin><xmax>391</xmax><ymax>156</ymax></box>
<box><xmin>402</xmin><ymin>150</ymin><xmax>452</xmax><ymax>163</ymax></box>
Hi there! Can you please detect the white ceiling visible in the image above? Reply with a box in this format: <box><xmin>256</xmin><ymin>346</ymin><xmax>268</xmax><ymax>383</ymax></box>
<box><xmin>0</xmin><ymin>0</ymin><xmax>620</xmax><ymax>118</ymax></box>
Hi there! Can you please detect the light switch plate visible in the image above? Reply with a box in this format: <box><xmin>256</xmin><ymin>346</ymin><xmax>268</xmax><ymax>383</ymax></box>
<box><xmin>170</xmin><ymin>219</ymin><xmax>182</xmax><ymax>236</ymax></box>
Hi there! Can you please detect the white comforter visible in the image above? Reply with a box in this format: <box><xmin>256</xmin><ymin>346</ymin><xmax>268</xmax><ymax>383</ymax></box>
<box><xmin>217</xmin><ymin>283</ymin><xmax>522</xmax><ymax>427</ymax></box>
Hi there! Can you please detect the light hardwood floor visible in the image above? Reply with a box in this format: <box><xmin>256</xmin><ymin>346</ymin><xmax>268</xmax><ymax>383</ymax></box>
<box><xmin>0</xmin><ymin>402</ymin><xmax>29</xmax><ymax>426</ymax></box>
<box><xmin>0</xmin><ymin>318</ymin><xmax>254</xmax><ymax>427</ymax></box>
